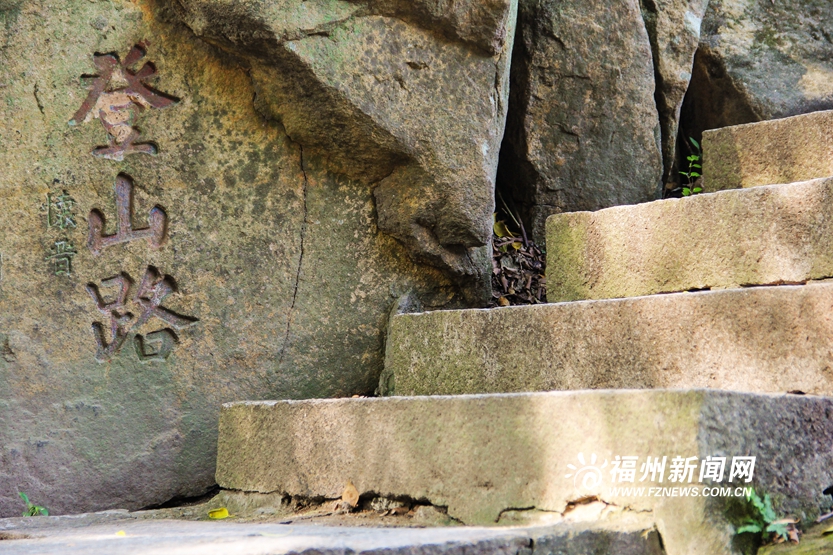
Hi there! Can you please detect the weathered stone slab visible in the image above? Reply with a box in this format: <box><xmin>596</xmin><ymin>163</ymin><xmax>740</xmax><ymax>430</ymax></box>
<box><xmin>383</xmin><ymin>282</ymin><xmax>833</xmax><ymax>397</ymax></box>
<box><xmin>499</xmin><ymin>0</ymin><xmax>662</xmax><ymax>241</ymax></box>
<box><xmin>546</xmin><ymin>177</ymin><xmax>833</xmax><ymax>302</ymax></box>
<box><xmin>0</xmin><ymin>0</ymin><xmax>480</xmax><ymax>517</ymax></box>
<box><xmin>0</xmin><ymin>512</ymin><xmax>664</xmax><ymax>555</ymax></box>
<box><xmin>703</xmin><ymin>110</ymin><xmax>833</xmax><ymax>192</ymax></box>
<box><xmin>173</xmin><ymin>0</ymin><xmax>517</xmax><ymax>284</ymax></box>
<box><xmin>217</xmin><ymin>390</ymin><xmax>833</xmax><ymax>555</ymax></box>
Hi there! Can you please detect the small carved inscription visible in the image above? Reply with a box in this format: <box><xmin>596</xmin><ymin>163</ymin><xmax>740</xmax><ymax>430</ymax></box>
<box><xmin>86</xmin><ymin>266</ymin><xmax>197</xmax><ymax>363</ymax></box>
<box><xmin>45</xmin><ymin>239</ymin><xmax>78</xmax><ymax>276</ymax></box>
<box><xmin>69</xmin><ymin>41</ymin><xmax>178</xmax><ymax>161</ymax></box>
<box><xmin>88</xmin><ymin>174</ymin><xmax>167</xmax><ymax>255</ymax></box>
<box><xmin>41</xmin><ymin>190</ymin><xmax>77</xmax><ymax>230</ymax></box>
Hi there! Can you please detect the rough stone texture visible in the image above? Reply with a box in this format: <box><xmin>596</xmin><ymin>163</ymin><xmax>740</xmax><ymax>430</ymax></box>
<box><xmin>758</xmin><ymin>523</ymin><xmax>833</xmax><ymax>555</ymax></box>
<box><xmin>498</xmin><ymin>0</ymin><xmax>662</xmax><ymax>242</ymax></box>
<box><xmin>681</xmin><ymin>0</ymin><xmax>833</xmax><ymax>140</ymax></box>
<box><xmin>216</xmin><ymin>390</ymin><xmax>833</xmax><ymax>555</ymax></box>
<box><xmin>546</xmin><ymin>177</ymin><xmax>833</xmax><ymax>302</ymax></box>
<box><xmin>0</xmin><ymin>512</ymin><xmax>665</xmax><ymax>555</ymax></box>
<box><xmin>639</xmin><ymin>0</ymin><xmax>710</xmax><ymax>184</ymax></box>
<box><xmin>703</xmin><ymin>109</ymin><xmax>833</xmax><ymax>192</ymax></box>
<box><xmin>0</xmin><ymin>0</ymin><xmax>482</xmax><ymax>517</ymax></box>
<box><xmin>172</xmin><ymin>0</ymin><xmax>517</xmax><ymax>284</ymax></box>
<box><xmin>383</xmin><ymin>282</ymin><xmax>833</xmax><ymax>397</ymax></box>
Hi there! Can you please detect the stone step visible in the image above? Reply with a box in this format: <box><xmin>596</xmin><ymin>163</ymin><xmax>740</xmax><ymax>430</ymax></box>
<box><xmin>703</xmin><ymin>109</ymin><xmax>833</xmax><ymax>192</ymax></box>
<box><xmin>545</xmin><ymin>176</ymin><xmax>833</xmax><ymax>302</ymax></box>
<box><xmin>217</xmin><ymin>390</ymin><xmax>833</xmax><ymax>555</ymax></box>
<box><xmin>0</xmin><ymin>511</ymin><xmax>664</xmax><ymax>555</ymax></box>
<box><xmin>382</xmin><ymin>282</ymin><xmax>833</xmax><ymax>397</ymax></box>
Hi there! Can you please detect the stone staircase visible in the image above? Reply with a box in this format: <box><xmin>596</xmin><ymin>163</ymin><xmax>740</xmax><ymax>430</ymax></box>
<box><xmin>215</xmin><ymin>110</ymin><xmax>833</xmax><ymax>555</ymax></box>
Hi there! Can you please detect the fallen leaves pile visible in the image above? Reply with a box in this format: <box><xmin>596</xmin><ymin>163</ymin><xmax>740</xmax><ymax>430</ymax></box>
<box><xmin>491</xmin><ymin>217</ymin><xmax>546</xmax><ymax>306</ymax></box>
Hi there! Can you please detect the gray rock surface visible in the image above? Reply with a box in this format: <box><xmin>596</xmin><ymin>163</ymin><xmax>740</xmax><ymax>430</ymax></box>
<box><xmin>683</xmin><ymin>0</ymin><xmax>833</xmax><ymax>138</ymax></box>
<box><xmin>216</xmin><ymin>390</ymin><xmax>833</xmax><ymax>555</ymax></box>
<box><xmin>172</xmin><ymin>0</ymin><xmax>517</xmax><ymax>284</ymax></box>
<box><xmin>500</xmin><ymin>0</ymin><xmax>662</xmax><ymax>241</ymax></box>
<box><xmin>0</xmin><ymin>0</ymin><xmax>494</xmax><ymax>518</ymax></box>
<box><xmin>0</xmin><ymin>512</ymin><xmax>664</xmax><ymax>555</ymax></box>
<box><xmin>384</xmin><ymin>282</ymin><xmax>833</xmax><ymax>397</ymax></box>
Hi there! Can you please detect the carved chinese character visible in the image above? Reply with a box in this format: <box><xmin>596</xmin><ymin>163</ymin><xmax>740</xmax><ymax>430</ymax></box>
<box><xmin>86</xmin><ymin>266</ymin><xmax>197</xmax><ymax>363</ymax></box>
<box><xmin>86</xmin><ymin>272</ymin><xmax>133</xmax><ymax>359</ymax></box>
<box><xmin>45</xmin><ymin>239</ymin><xmax>78</xmax><ymax>276</ymax></box>
<box><xmin>41</xmin><ymin>190</ymin><xmax>77</xmax><ymax>230</ymax></box>
<box><xmin>69</xmin><ymin>41</ymin><xmax>178</xmax><ymax>161</ymax></box>
<box><xmin>88</xmin><ymin>174</ymin><xmax>167</xmax><ymax>255</ymax></box>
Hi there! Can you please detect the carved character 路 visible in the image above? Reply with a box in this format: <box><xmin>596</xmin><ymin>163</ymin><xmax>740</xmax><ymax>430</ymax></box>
<box><xmin>86</xmin><ymin>266</ymin><xmax>197</xmax><ymax>363</ymax></box>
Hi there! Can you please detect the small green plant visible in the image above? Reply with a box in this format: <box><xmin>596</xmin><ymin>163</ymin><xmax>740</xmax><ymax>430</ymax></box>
<box><xmin>679</xmin><ymin>136</ymin><xmax>703</xmax><ymax>196</ymax></box>
<box><xmin>19</xmin><ymin>492</ymin><xmax>48</xmax><ymax>516</ymax></box>
<box><xmin>736</xmin><ymin>488</ymin><xmax>797</xmax><ymax>544</ymax></box>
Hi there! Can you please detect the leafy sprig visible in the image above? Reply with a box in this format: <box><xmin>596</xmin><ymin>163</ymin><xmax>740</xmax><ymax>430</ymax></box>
<box><xmin>736</xmin><ymin>488</ymin><xmax>798</xmax><ymax>544</ymax></box>
<box><xmin>19</xmin><ymin>492</ymin><xmax>48</xmax><ymax>517</ymax></box>
<box><xmin>680</xmin><ymin>136</ymin><xmax>703</xmax><ymax>196</ymax></box>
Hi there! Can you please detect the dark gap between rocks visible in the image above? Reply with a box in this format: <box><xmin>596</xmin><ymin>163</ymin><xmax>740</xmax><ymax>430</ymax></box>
<box><xmin>140</xmin><ymin>484</ymin><xmax>221</xmax><ymax>511</ymax></box>
<box><xmin>491</xmin><ymin>20</ymin><xmax>546</xmax><ymax>308</ymax></box>
<box><xmin>668</xmin><ymin>46</ymin><xmax>761</xmax><ymax>198</ymax></box>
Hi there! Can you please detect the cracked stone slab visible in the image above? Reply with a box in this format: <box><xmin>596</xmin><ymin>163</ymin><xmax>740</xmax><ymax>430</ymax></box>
<box><xmin>703</xmin><ymin>109</ymin><xmax>833</xmax><ymax>192</ymax></box>
<box><xmin>546</xmin><ymin>176</ymin><xmax>833</xmax><ymax>302</ymax></box>
<box><xmin>383</xmin><ymin>282</ymin><xmax>833</xmax><ymax>397</ymax></box>
<box><xmin>0</xmin><ymin>511</ymin><xmax>664</xmax><ymax>555</ymax></box>
<box><xmin>173</xmin><ymin>0</ymin><xmax>517</xmax><ymax>285</ymax></box>
<box><xmin>0</xmin><ymin>0</ymin><xmax>466</xmax><ymax>518</ymax></box>
<box><xmin>217</xmin><ymin>390</ymin><xmax>833</xmax><ymax>555</ymax></box>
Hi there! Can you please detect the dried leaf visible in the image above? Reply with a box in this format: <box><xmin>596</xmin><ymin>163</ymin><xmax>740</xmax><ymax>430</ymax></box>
<box><xmin>498</xmin><ymin>296</ymin><xmax>510</xmax><ymax>307</ymax></box>
<box><xmin>342</xmin><ymin>481</ymin><xmax>360</xmax><ymax>508</ymax></box>
<box><xmin>493</xmin><ymin>220</ymin><xmax>513</xmax><ymax>238</ymax></box>
<box><xmin>491</xmin><ymin>226</ymin><xmax>546</xmax><ymax>307</ymax></box>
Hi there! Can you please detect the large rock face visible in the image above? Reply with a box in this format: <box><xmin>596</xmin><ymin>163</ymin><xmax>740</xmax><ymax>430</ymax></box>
<box><xmin>173</xmin><ymin>0</ymin><xmax>516</xmax><ymax>283</ymax></box>
<box><xmin>682</xmin><ymin>0</ymin><xmax>833</xmax><ymax>138</ymax></box>
<box><xmin>0</xmin><ymin>0</ymin><xmax>514</xmax><ymax>517</ymax></box>
<box><xmin>500</xmin><ymin>0</ymin><xmax>663</xmax><ymax>241</ymax></box>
